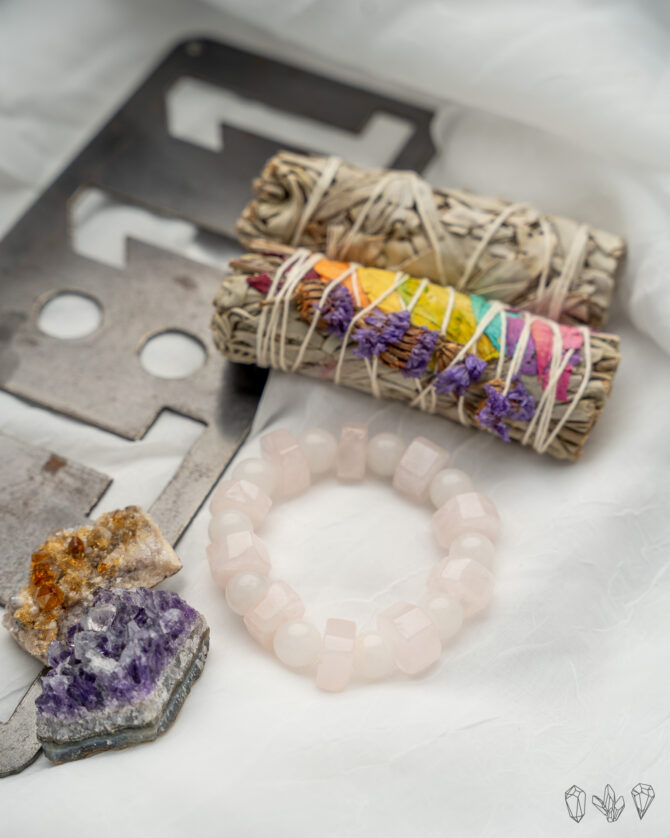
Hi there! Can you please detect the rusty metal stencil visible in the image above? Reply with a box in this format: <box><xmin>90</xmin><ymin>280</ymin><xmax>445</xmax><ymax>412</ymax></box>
<box><xmin>0</xmin><ymin>37</ymin><xmax>436</xmax><ymax>776</ymax></box>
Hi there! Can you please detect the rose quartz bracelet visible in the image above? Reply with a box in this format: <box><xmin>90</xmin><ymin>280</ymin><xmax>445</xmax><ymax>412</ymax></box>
<box><xmin>207</xmin><ymin>424</ymin><xmax>501</xmax><ymax>692</ymax></box>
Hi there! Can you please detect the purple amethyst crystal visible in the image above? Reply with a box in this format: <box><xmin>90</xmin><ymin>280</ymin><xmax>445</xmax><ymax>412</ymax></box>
<box><xmin>35</xmin><ymin>587</ymin><xmax>208</xmax><ymax>763</ymax></box>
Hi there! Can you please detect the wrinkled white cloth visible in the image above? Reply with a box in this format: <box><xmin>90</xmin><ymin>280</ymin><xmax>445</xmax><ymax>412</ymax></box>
<box><xmin>2</xmin><ymin>2</ymin><xmax>670</xmax><ymax>836</ymax></box>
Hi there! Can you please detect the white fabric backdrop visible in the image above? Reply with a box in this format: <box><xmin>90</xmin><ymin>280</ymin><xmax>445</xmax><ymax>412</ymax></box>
<box><xmin>2</xmin><ymin>1</ymin><xmax>670</xmax><ymax>835</ymax></box>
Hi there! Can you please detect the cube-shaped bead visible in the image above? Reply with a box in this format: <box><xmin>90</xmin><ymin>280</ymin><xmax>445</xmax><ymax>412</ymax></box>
<box><xmin>336</xmin><ymin>423</ymin><xmax>368</xmax><ymax>481</ymax></box>
<box><xmin>260</xmin><ymin>429</ymin><xmax>311</xmax><ymax>497</ymax></box>
<box><xmin>432</xmin><ymin>491</ymin><xmax>500</xmax><ymax>549</ymax></box>
<box><xmin>207</xmin><ymin>531</ymin><xmax>270</xmax><ymax>590</ymax></box>
<box><xmin>430</xmin><ymin>556</ymin><xmax>494</xmax><ymax>617</ymax></box>
<box><xmin>316</xmin><ymin>618</ymin><xmax>356</xmax><ymax>692</ymax></box>
<box><xmin>392</xmin><ymin>437</ymin><xmax>451</xmax><ymax>502</ymax></box>
<box><xmin>243</xmin><ymin>582</ymin><xmax>305</xmax><ymax>649</ymax></box>
<box><xmin>210</xmin><ymin>479</ymin><xmax>272</xmax><ymax>528</ymax></box>
<box><xmin>377</xmin><ymin>602</ymin><xmax>441</xmax><ymax>675</ymax></box>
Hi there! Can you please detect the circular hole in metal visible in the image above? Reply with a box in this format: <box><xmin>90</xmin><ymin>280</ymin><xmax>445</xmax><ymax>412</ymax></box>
<box><xmin>37</xmin><ymin>291</ymin><xmax>102</xmax><ymax>339</ymax></box>
<box><xmin>139</xmin><ymin>330</ymin><xmax>206</xmax><ymax>379</ymax></box>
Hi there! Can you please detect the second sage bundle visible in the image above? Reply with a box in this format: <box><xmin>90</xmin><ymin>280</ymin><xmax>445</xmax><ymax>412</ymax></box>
<box><xmin>237</xmin><ymin>151</ymin><xmax>625</xmax><ymax>330</ymax></box>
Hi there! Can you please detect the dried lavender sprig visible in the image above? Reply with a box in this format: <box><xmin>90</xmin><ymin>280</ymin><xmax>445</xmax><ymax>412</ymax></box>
<box><xmin>434</xmin><ymin>354</ymin><xmax>487</xmax><ymax>395</ymax></box>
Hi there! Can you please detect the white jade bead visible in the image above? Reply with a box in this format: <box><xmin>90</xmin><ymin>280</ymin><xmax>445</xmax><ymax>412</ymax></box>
<box><xmin>423</xmin><ymin>592</ymin><xmax>464</xmax><ymax>642</ymax></box>
<box><xmin>449</xmin><ymin>532</ymin><xmax>495</xmax><ymax>570</ymax></box>
<box><xmin>232</xmin><ymin>457</ymin><xmax>277</xmax><ymax>496</ymax></box>
<box><xmin>429</xmin><ymin>468</ymin><xmax>474</xmax><ymax>508</ymax></box>
<box><xmin>273</xmin><ymin>620</ymin><xmax>321</xmax><ymax>669</ymax></box>
<box><xmin>208</xmin><ymin>509</ymin><xmax>253</xmax><ymax>542</ymax></box>
<box><xmin>298</xmin><ymin>428</ymin><xmax>338</xmax><ymax>474</ymax></box>
<box><xmin>353</xmin><ymin>630</ymin><xmax>396</xmax><ymax>680</ymax></box>
<box><xmin>225</xmin><ymin>570</ymin><xmax>268</xmax><ymax>616</ymax></box>
<box><xmin>366</xmin><ymin>433</ymin><xmax>406</xmax><ymax>477</ymax></box>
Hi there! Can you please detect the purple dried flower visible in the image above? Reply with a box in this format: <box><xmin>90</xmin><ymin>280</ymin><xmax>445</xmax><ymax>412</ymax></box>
<box><xmin>320</xmin><ymin>284</ymin><xmax>354</xmax><ymax>337</ymax></box>
<box><xmin>464</xmin><ymin>354</ymin><xmax>487</xmax><ymax>382</ymax></box>
<box><xmin>507</xmin><ymin>378</ymin><xmax>535</xmax><ymax>422</ymax></box>
<box><xmin>476</xmin><ymin>404</ymin><xmax>511</xmax><ymax>442</ymax></box>
<box><xmin>381</xmin><ymin>310</ymin><xmax>411</xmax><ymax>343</ymax></box>
<box><xmin>403</xmin><ymin>327</ymin><xmax>439</xmax><ymax>378</ymax></box>
<box><xmin>352</xmin><ymin>326</ymin><xmax>386</xmax><ymax>358</ymax></box>
<box><xmin>434</xmin><ymin>364</ymin><xmax>471</xmax><ymax>396</ymax></box>
<box><xmin>352</xmin><ymin>309</ymin><xmax>411</xmax><ymax>359</ymax></box>
<box><xmin>434</xmin><ymin>353</ymin><xmax>487</xmax><ymax>396</ymax></box>
<box><xmin>483</xmin><ymin>385</ymin><xmax>510</xmax><ymax>418</ymax></box>
<box><xmin>475</xmin><ymin>379</ymin><xmax>535</xmax><ymax>442</ymax></box>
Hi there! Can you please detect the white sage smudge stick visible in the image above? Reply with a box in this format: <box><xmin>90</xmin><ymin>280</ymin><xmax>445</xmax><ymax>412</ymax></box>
<box><xmin>236</xmin><ymin>151</ymin><xmax>625</xmax><ymax>330</ymax></box>
<box><xmin>212</xmin><ymin>241</ymin><xmax>620</xmax><ymax>462</ymax></box>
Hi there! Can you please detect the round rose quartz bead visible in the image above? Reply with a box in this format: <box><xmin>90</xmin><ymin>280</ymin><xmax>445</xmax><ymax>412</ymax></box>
<box><xmin>429</xmin><ymin>468</ymin><xmax>474</xmax><ymax>508</ymax></box>
<box><xmin>225</xmin><ymin>570</ymin><xmax>268</xmax><ymax>616</ymax></box>
<box><xmin>273</xmin><ymin>620</ymin><xmax>321</xmax><ymax>669</ymax></box>
<box><xmin>393</xmin><ymin>436</ymin><xmax>451</xmax><ymax>502</ymax></box>
<box><xmin>366</xmin><ymin>432</ymin><xmax>406</xmax><ymax>477</ymax></box>
<box><xmin>298</xmin><ymin>428</ymin><xmax>338</xmax><ymax>475</ymax></box>
<box><xmin>210</xmin><ymin>479</ymin><xmax>272</xmax><ymax>528</ymax></box>
<box><xmin>208</xmin><ymin>509</ymin><xmax>253</xmax><ymax>543</ymax></box>
<box><xmin>430</xmin><ymin>556</ymin><xmax>494</xmax><ymax>617</ymax></box>
<box><xmin>316</xmin><ymin>618</ymin><xmax>357</xmax><ymax>692</ymax></box>
<box><xmin>260</xmin><ymin>429</ymin><xmax>311</xmax><ymax>497</ymax></box>
<box><xmin>337</xmin><ymin>423</ymin><xmax>368</xmax><ymax>481</ymax></box>
<box><xmin>432</xmin><ymin>491</ymin><xmax>500</xmax><ymax>549</ymax></box>
<box><xmin>423</xmin><ymin>592</ymin><xmax>463</xmax><ymax>642</ymax></box>
<box><xmin>232</xmin><ymin>457</ymin><xmax>277</xmax><ymax>497</ymax></box>
<box><xmin>377</xmin><ymin>602</ymin><xmax>442</xmax><ymax>675</ymax></box>
<box><xmin>207</xmin><ymin>531</ymin><xmax>270</xmax><ymax>590</ymax></box>
<box><xmin>243</xmin><ymin>581</ymin><xmax>305</xmax><ymax>649</ymax></box>
<box><xmin>449</xmin><ymin>532</ymin><xmax>495</xmax><ymax>571</ymax></box>
<box><xmin>354</xmin><ymin>630</ymin><xmax>396</xmax><ymax>681</ymax></box>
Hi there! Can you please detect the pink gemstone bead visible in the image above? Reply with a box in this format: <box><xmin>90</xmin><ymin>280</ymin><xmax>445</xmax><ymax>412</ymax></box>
<box><xmin>430</xmin><ymin>556</ymin><xmax>494</xmax><ymax>617</ymax></box>
<box><xmin>377</xmin><ymin>602</ymin><xmax>442</xmax><ymax>675</ymax></box>
<box><xmin>336</xmin><ymin>422</ymin><xmax>368</xmax><ymax>481</ymax></box>
<box><xmin>243</xmin><ymin>581</ymin><xmax>305</xmax><ymax>649</ymax></box>
<box><xmin>210</xmin><ymin>479</ymin><xmax>272</xmax><ymax>528</ymax></box>
<box><xmin>260</xmin><ymin>429</ymin><xmax>311</xmax><ymax>497</ymax></box>
<box><xmin>207</xmin><ymin>531</ymin><xmax>270</xmax><ymax>590</ymax></box>
<box><xmin>315</xmin><ymin>618</ymin><xmax>356</xmax><ymax>692</ymax></box>
<box><xmin>392</xmin><ymin>436</ymin><xmax>451</xmax><ymax>502</ymax></box>
<box><xmin>432</xmin><ymin>491</ymin><xmax>500</xmax><ymax>549</ymax></box>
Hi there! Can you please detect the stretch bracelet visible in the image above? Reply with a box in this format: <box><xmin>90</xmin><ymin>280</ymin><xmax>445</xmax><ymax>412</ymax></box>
<box><xmin>207</xmin><ymin>424</ymin><xmax>501</xmax><ymax>692</ymax></box>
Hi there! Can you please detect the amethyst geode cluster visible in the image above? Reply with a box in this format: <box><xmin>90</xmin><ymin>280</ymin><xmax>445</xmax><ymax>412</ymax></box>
<box><xmin>35</xmin><ymin>587</ymin><xmax>208</xmax><ymax>763</ymax></box>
